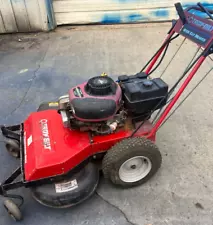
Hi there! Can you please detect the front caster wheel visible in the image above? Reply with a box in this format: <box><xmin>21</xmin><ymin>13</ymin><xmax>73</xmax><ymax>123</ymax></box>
<box><xmin>5</xmin><ymin>139</ymin><xmax>20</xmax><ymax>158</ymax></box>
<box><xmin>102</xmin><ymin>137</ymin><xmax>162</xmax><ymax>188</ymax></box>
<box><xmin>3</xmin><ymin>199</ymin><xmax>22</xmax><ymax>221</ymax></box>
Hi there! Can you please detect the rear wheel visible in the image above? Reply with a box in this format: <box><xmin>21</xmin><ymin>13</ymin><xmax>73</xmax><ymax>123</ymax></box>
<box><xmin>102</xmin><ymin>137</ymin><xmax>162</xmax><ymax>188</ymax></box>
<box><xmin>5</xmin><ymin>139</ymin><xmax>20</xmax><ymax>158</ymax></box>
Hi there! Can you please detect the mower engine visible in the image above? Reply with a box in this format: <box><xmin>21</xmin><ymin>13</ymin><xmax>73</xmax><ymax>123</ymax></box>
<box><xmin>58</xmin><ymin>76</ymin><xmax>126</xmax><ymax>134</ymax></box>
<box><xmin>58</xmin><ymin>73</ymin><xmax>168</xmax><ymax>134</ymax></box>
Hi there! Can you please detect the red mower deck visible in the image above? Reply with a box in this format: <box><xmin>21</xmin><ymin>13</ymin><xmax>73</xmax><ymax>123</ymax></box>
<box><xmin>24</xmin><ymin>110</ymin><xmax>155</xmax><ymax>181</ymax></box>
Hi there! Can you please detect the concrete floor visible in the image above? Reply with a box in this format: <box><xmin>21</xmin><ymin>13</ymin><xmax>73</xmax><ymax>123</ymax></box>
<box><xmin>0</xmin><ymin>23</ymin><xmax>213</xmax><ymax>225</ymax></box>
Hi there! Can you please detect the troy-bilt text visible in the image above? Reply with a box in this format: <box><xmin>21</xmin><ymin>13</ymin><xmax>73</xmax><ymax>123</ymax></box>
<box><xmin>40</xmin><ymin>119</ymin><xmax>51</xmax><ymax>150</ymax></box>
<box><xmin>188</xmin><ymin>16</ymin><xmax>213</xmax><ymax>32</ymax></box>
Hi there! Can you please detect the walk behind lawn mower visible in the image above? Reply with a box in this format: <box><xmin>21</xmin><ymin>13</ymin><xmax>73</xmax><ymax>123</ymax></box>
<box><xmin>0</xmin><ymin>2</ymin><xmax>213</xmax><ymax>221</ymax></box>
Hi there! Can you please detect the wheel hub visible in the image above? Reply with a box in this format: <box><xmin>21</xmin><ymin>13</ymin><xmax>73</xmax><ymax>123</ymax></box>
<box><xmin>118</xmin><ymin>156</ymin><xmax>152</xmax><ymax>183</ymax></box>
<box><xmin>130</xmin><ymin>165</ymin><xmax>136</xmax><ymax>169</ymax></box>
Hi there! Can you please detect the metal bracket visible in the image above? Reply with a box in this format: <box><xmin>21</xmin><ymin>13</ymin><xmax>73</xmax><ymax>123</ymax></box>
<box><xmin>203</xmin><ymin>42</ymin><xmax>213</xmax><ymax>56</ymax></box>
<box><xmin>1</xmin><ymin>125</ymin><xmax>20</xmax><ymax>141</ymax></box>
<box><xmin>209</xmin><ymin>46</ymin><xmax>213</xmax><ymax>55</ymax></box>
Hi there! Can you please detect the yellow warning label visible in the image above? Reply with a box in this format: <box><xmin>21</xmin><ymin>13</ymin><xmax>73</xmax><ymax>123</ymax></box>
<box><xmin>49</xmin><ymin>102</ymin><xmax>59</xmax><ymax>106</ymax></box>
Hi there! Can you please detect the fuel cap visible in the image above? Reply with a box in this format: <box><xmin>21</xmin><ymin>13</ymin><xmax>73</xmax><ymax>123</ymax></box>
<box><xmin>142</xmin><ymin>80</ymin><xmax>153</xmax><ymax>88</ymax></box>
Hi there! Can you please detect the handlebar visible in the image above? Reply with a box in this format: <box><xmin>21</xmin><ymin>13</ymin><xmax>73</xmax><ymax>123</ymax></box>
<box><xmin>186</xmin><ymin>5</ymin><xmax>213</xmax><ymax>14</ymax></box>
<box><xmin>175</xmin><ymin>2</ymin><xmax>213</xmax><ymax>25</ymax></box>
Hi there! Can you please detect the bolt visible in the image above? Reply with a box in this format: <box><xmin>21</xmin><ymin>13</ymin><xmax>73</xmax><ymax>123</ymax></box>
<box><xmin>131</xmin><ymin>165</ymin><xmax>136</xmax><ymax>169</ymax></box>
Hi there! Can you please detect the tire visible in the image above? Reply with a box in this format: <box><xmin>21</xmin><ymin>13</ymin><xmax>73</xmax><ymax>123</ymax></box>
<box><xmin>5</xmin><ymin>138</ymin><xmax>20</xmax><ymax>158</ymax></box>
<box><xmin>37</xmin><ymin>101</ymin><xmax>59</xmax><ymax>112</ymax></box>
<box><xmin>102</xmin><ymin>137</ymin><xmax>162</xmax><ymax>188</ymax></box>
<box><xmin>31</xmin><ymin>163</ymin><xmax>99</xmax><ymax>208</ymax></box>
<box><xmin>3</xmin><ymin>199</ymin><xmax>22</xmax><ymax>221</ymax></box>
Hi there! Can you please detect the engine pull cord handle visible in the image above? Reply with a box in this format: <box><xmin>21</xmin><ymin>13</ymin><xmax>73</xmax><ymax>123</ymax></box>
<box><xmin>175</xmin><ymin>2</ymin><xmax>187</xmax><ymax>25</ymax></box>
<box><xmin>197</xmin><ymin>2</ymin><xmax>213</xmax><ymax>20</ymax></box>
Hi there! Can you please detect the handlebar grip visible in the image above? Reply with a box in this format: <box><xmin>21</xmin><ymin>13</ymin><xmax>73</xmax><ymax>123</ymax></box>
<box><xmin>186</xmin><ymin>6</ymin><xmax>213</xmax><ymax>15</ymax></box>
<box><xmin>197</xmin><ymin>2</ymin><xmax>213</xmax><ymax>20</ymax></box>
<box><xmin>175</xmin><ymin>2</ymin><xmax>187</xmax><ymax>24</ymax></box>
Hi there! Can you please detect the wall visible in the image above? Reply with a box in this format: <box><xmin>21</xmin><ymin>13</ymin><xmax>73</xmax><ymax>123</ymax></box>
<box><xmin>0</xmin><ymin>0</ymin><xmax>55</xmax><ymax>33</ymax></box>
<box><xmin>0</xmin><ymin>0</ymin><xmax>213</xmax><ymax>33</ymax></box>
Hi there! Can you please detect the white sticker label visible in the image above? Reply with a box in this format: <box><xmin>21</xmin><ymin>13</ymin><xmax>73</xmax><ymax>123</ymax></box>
<box><xmin>55</xmin><ymin>179</ymin><xmax>78</xmax><ymax>193</ymax></box>
<box><xmin>24</xmin><ymin>132</ymin><xmax>27</xmax><ymax>164</ymax></box>
<box><xmin>27</xmin><ymin>135</ymin><xmax>32</xmax><ymax>146</ymax></box>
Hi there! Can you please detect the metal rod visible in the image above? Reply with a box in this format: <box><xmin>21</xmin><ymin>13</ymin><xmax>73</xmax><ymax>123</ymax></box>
<box><xmin>147</xmin><ymin>55</ymin><xmax>206</xmax><ymax>137</ymax></box>
<box><xmin>1</xmin><ymin>181</ymin><xmax>25</xmax><ymax>192</ymax></box>
<box><xmin>1</xmin><ymin>126</ymin><xmax>20</xmax><ymax>141</ymax></box>
<box><xmin>145</xmin><ymin>31</ymin><xmax>175</xmax><ymax>74</ymax></box>
<box><xmin>160</xmin><ymin>67</ymin><xmax>213</xmax><ymax>128</ymax></box>
<box><xmin>2</xmin><ymin>167</ymin><xmax>21</xmax><ymax>185</ymax></box>
<box><xmin>4</xmin><ymin>194</ymin><xmax>24</xmax><ymax>207</ymax></box>
<box><xmin>197</xmin><ymin>2</ymin><xmax>213</xmax><ymax>20</ymax></box>
<box><xmin>160</xmin><ymin>38</ymin><xmax>186</xmax><ymax>78</ymax></box>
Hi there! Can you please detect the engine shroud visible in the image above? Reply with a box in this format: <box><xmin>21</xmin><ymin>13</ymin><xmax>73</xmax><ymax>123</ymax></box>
<box><xmin>69</xmin><ymin>76</ymin><xmax>122</xmax><ymax>122</ymax></box>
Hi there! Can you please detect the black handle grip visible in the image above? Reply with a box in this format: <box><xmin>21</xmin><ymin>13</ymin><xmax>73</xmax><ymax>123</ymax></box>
<box><xmin>186</xmin><ymin>6</ymin><xmax>213</xmax><ymax>14</ymax></box>
<box><xmin>197</xmin><ymin>2</ymin><xmax>213</xmax><ymax>20</ymax></box>
<box><xmin>175</xmin><ymin>2</ymin><xmax>187</xmax><ymax>24</ymax></box>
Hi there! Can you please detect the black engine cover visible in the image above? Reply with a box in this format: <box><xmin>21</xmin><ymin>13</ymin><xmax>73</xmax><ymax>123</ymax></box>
<box><xmin>72</xmin><ymin>98</ymin><xmax>117</xmax><ymax>121</ymax></box>
<box><xmin>119</xmin><ymin>73</ymin><xmax>168</xmax><ymax>115</ymax></box>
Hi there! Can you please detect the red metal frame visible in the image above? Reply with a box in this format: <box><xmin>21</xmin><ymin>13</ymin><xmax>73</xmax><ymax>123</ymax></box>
<box><xmin>147</xmin><ymin>56</ymin><xmax>206</xmax><ymax>138</ymax></box>
<box><xmin>145</xmin><ymin>10</ymin><xmax>213</xmax><ymax>137</ymax></box>
<box><xmin>145</xmin><ymin>31</ymin><xmax>175</xmax><ymax>75</ymax></box>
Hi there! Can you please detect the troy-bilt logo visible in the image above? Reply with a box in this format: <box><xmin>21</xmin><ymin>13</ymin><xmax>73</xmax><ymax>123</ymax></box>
<box><xmin>40</xmin><ymin>119</ymin><xmax>51</xmax><ymax>151</ymax></box>
<box><xmin>188</xmin><ymin>16</ymin><xmax>213</xmax><ymax>32</ymax></box>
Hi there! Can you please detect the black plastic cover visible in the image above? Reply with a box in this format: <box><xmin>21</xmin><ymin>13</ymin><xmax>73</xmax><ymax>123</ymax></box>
<box><xmin>120</xmin><ymin>77</ymin><xmax>168</xmax><ymax>115</ymax></box>
<box><xmin>118</xmin><ymin>72</ymin><xmax>147</xmax><ymax>82</ymax></box>
<box><xmin>71</xmin><ymin>98</ymin><xmax>116</xmax><ymax>120</ymax></box>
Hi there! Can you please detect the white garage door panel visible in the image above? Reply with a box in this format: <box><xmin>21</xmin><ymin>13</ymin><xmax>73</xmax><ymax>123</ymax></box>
<box><xmin>11</xmin><ymin>0</ymin><xmax>31</xmax><ymax>32</ymax></box>
<box><xmin>0</xmin><ymin>11</ymin><xmax>6</xmax><ymax>33</ymax></box>
<box><xmin>55</xmin><ymin>8</ymin><xmax>178</xmax><ymax>25</ymax></box>
<box><xmin>0</xmin><ymin>0</ymin><xmax>18</xmax><ymax>33</ymax></box>
<box><xmin>0</xmin><ymin>0</ymin><xmax>55</xmax><ymax>33</ymax></box>
<box><xmin>53</xmin><ymin>0</ymin><xmax>175</xmax><ymax>13</ymax></box>
<box><xmin>53</xmin><ymin>0</ymin><xmax>213</xmax><ymax>25</ymax></box>
<box><xmin>25</xmin><ymin>0</ymin><xmax>46</xmax><ymax>31</ymax></box>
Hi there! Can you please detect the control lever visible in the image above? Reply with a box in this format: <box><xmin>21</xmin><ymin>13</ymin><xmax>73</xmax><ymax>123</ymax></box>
<box><xmin>175</xmin><ymin>2</ymin><xmax>187</xmax><ymax>24</ymax></box>
<box><xmin>197</xmin><ymin>2</ymin><xmax>213</xmax><ymax>20</ymax></box>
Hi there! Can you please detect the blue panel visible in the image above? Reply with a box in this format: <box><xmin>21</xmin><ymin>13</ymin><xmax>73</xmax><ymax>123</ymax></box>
<box><xmin>101</xmin><ymin>14</ymin><xmax>122</xmax><ymax>24</ymax></box>
<box><xmin>180</xmin><ymin>24</ymin><xmax>211</xmax><ymax>46</ymax></box>
<box><xmin>128</xmin><ymin>13</ymin><xmax>147</xmax><ymax>21</ymax></box>
<box><xmin>152</xmin><ymin>9</ymin><xmax>169</xmax><ymax>18</ymax></box>
<box><xmin>100</xmin><ymin>1</ymin><xmax>213</xmax><ymax>24</ymax></box>
<box><xmin>45</xmin><ymin>0</ymin><xmax>56</xmax><ymax>30</ymax></box>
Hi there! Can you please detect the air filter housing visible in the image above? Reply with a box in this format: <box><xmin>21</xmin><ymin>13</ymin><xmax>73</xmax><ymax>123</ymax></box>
<box><xmin>85</xmin><ymin>76</ymin><xmax>117</xmax><ymax>96</ymax></box>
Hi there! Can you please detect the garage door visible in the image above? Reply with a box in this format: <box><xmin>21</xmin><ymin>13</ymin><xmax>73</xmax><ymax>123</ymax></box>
<box><xmin>0</xmin><ymin>0</ymin><xmax>55</xmax><ymax>33</ymax></box>
<box><xmin>53</xmin><ymin>0</ymin><xmax>213</xmax><ymax>25</ymax></box>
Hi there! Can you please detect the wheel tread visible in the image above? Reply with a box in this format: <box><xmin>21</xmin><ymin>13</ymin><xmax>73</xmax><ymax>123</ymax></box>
<box><xmin>102</xmin><ymin>137</ymin><xmax>162</xmax><ymax>187</ymax></box>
